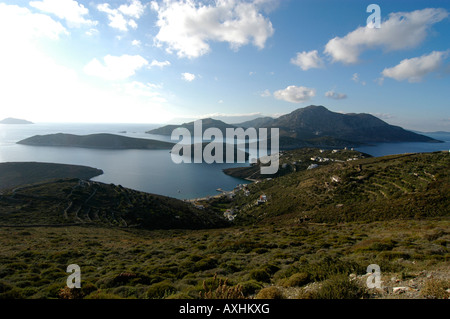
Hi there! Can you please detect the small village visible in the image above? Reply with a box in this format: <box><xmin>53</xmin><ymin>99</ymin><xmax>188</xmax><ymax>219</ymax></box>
<box><xmin>185</xmin><ymin>147</ymin><xmax>368</xmax><ymax>222</ymax></box>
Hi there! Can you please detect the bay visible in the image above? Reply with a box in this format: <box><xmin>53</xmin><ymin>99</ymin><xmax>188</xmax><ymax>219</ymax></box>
<box><xmin>0</xmin><ymin>123</ymin><xmax>250</xmax><ymax>199</ymax></box>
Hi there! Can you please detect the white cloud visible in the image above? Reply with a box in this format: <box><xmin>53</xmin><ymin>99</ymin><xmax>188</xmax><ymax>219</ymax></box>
<box><xmin>150</xmin><ymin>0</ymin><xmax>274</xmax><ymax>58</ymax></box>
<box><xmin>324</xmin><ymin>8</ymin><xmax>448</xmax><ymax>64</ymax></box>
<box><xmin>83</xmin><ymin>54</ymin><xmax>149</xmax><ymax>80</ymax></box>
<box><xmin>29</xmin><ymin>0</ymin><xmax>97</xmax><ymax>27</ymax></box>
<box><xmin>150</xmin><ymin>60</ymin><xmax>171</xmax><ymax>68</ymax></box>
<box><xmin>118</xmin><ymin>0</ymin><xmax>146</xmax><ymax>19</ymax></box>
<box><xmin>97</xmin><ymin>0</ymin><xmax>146</xmax><ymax>31</ymax></box>
<box><xmin>0</xmin><ymin>3</ymin><xmax>68</xmax><ymax>40</ymax></box>
<box><xmin>291</xmin><ymin>50</ymin><xmax>324</xmax><ymax>70</ymax></box>
<box><xmin>131</xmin><ymin>39</ymin><xmax>141</xmax><ymax>46</ymax></box>
<box><xmin>273</xmin><ymin>85</ymin><xmax>316</xmax><ymax>103</ymax></box>
<box><xmin>381</xmin><ymin>50</ymin><xmax>449</xmax><ymax>83</ymax></box>
<box><xmin>260</xmin><ymin>89</ymin><xmax>271</xmax><ymax>98</ymax></box>
<box><xmin>352</xmin><ymin>73</ymin><xmax>366</xmax><ymax>85</ymax></box>
<box><xmin>181</xmin><ymin>72</ymin><xmax>196</xmax><ymax>82</ymax></box>
<box><xmin>325</xmin><ymin>91</ymin><xmax>347</xmax><ymax>100</ymax></box>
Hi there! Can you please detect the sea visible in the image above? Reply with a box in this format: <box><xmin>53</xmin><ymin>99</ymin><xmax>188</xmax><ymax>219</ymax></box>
<box><xmin>0</xmin><ymin>123</ymin><xmax>449</xmax><ymax>200</ymax></box>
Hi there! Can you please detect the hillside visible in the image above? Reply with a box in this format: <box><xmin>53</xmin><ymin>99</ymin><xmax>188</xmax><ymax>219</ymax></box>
<box><xmin>228</xmin><ymin>151</ymin><xmax>450</xmax><ymax>224</ymax></box>
<box><xmin>223</xmin><ymin>147</ymin><xmax>371</xmax><ymax>180</ymax></box>
<box><xmin>0</xmin><ymin>178</ymin><xmax>227</xmax><ymax>229</ymax></box>
<box><xmin>0</xmin><ymin>162</ymin><xmax>103</xmax><ymax>191</ymax></box>
<box><xmin>0</xmin><ymin>117</ymin><xmax>33</xmax><ymax>124</ymax></box>
<box><xmin>17</xmin><ymin>133</ymin><xmax>175</xmax><ymax>150</ymax></box>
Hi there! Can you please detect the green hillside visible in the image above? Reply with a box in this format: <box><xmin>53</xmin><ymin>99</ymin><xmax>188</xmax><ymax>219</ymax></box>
<box><xmin>229</xmin><ymin>151</ymin><xmax>450</xmax><ymax>224</ymax></box>
<box><xmin>0</xmin><ymin>178</ymin><xmax>227</xmax><ymax>229</ymax></box>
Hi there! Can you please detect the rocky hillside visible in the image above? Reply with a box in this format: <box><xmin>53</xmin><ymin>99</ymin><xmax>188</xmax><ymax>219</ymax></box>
<box><xmin>0</xmin><ymin>178</ymin><xmax>228</xmax><ymax>230</ymax></box>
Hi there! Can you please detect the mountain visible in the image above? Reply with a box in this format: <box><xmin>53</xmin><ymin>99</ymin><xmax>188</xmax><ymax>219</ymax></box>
<box><xmin>0</xmin><ymin>117</ymin><xmax>33</xmax><ymax>124</ymax></box>
<box><xmin>0</xmin><ymin>178</ymin><xmax>228</xmax><ymax>229</ymax></box>
<box><xmin>267</xmin><ymin>105</ymin><xmax>437</xmax><ymax>143</ymax></box>
<box><xmin>17</xmin><ymin>133</ymin><xmax>175</xmax><ymax>150</ymax></box>
<box><xmin>0</xmin><ymin>162</ymin><xmax>103</xmax><ymax>191</ymax></box>
<box><xmin>147</xmin><ymin>118</ymin><xmax>236</xmax><ymax>136</ymax></box>
<box><xmin>147</xmin><ymin>106</ymin><xmax>439</xmax><ymax>147</ymax></box>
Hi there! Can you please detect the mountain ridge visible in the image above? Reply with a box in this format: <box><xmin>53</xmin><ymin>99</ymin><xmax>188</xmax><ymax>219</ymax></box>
<box><xmin>146</xmin><ymin>105</ymin><xmax>438</xmax><ymax>147</ymax></box>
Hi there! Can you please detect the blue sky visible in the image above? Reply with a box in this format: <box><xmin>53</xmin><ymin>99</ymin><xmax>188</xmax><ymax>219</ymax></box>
<box><xmin>0</xmin><ymin>0</ymin><xmax>449</xmax><ymax>131</ymax></box>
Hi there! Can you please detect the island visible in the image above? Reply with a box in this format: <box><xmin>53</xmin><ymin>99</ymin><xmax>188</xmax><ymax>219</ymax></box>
<box><xmin>17</xmin><ymin>133</ymin><xmax>175</xmax><ymax>150</ymax></box>
<box><xmin>0</xmin><ymin>117</ymin><xmax>33</xmax><ymax>124</ymax></box>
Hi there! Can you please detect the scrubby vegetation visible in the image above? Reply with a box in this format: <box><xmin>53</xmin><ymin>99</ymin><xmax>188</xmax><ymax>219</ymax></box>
<box><xmin>0</xmin><ymin>151</ymin><xmax>448</xmax><ymax>299</ymax></box>
<box><xmin>0</xmin><ymin>218</ymin><xmax>448</xmax><ymax>299</ymax></box>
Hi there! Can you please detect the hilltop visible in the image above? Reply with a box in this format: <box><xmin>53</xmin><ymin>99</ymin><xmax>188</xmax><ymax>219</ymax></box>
<box><xmin>0</xmin><ymin>117</ymin><xmax>33</xmax><ymax>124</ymax></box>
<box><xmin>17</xmin><ymin>133</ymin><xmax>175</xmax><ymax>150</ymax></box>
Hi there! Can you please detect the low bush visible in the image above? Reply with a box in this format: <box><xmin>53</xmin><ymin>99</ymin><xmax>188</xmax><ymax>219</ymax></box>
<box><xmin>146</xmin><ymin>280</ymin><xmax>177</xmax><ymax>299</ymax></box>
<box><xmin>255</xmin><ymin>286</ymin><xmax>284</xmax><ymax>299</ymax></box>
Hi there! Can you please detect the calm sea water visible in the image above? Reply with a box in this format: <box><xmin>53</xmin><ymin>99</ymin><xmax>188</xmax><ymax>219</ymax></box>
<box><xmin>0</xmin><ymin>123</ymin><xmax>250</xmax><ymax>199</ymax></box>
<box><xmin>0</xmin><ymin>123</ymin><xmax>448</xmax><ymax>199</ymax></box>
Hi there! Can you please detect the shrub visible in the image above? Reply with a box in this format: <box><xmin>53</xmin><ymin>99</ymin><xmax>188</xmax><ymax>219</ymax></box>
<box><xmin>146</xmin><ymin>280</ymin><xmax>177</xmax><ymax>299</ymax></box>
<box><xmin>249</xmin><ymin>269</ymin><xmax>271</xmax><ymax>283</ymax></box>
<box><xmin>280</xmin><ymin>272</ymin><xmax>311</xmax><ymax>287</ymax></box>
<box><xmin>240</xmin><ymin>280</ymin><xmax>264</xmax><ymax>296</ymax></box>
<box><xmin>255</xmin><ymin>286</ymin><xmax>284</xmax><ymax>299</ymax></box>
<box><xmin>199</xmin><ymin>275</ymin><xmax>244</xmax><ymax>299</ymax></box>
<box><xmin>304</xmin><ymin>275</ymin><xmax>367</xmax><ymax>299</ymax></box>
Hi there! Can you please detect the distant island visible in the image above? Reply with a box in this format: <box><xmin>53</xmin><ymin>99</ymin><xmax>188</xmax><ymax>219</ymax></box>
<box><xmin>147</xmin><ymin>105</ymin><xmax>440</xmax><ymax>149</ymax></box>
<box><xmin>17</xmin><ymin>133</ymin><xmax>175</xmax><ymax>150</ymax></box>
<box><xmin>0</xmin><ymin>162</ymin><xmax>103</xmax><ymax>191</ymax></box>
<box><xmin>0</xmin><ymin>117</ymin><xmax>33</xmax><ymax>124</ymax></box>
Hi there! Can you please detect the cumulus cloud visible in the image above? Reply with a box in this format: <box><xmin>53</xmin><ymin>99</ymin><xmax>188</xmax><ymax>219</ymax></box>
<box><xmin>325</xmin><ymin>91</ymin><xmax>347</xmax><ymax>100</ymax></box>
<box><xmin>83</xmin><ymin>54</ymin><xmax>148</xmax><ymax>80</ymax></box>
<box><xmin>273</xmin><ymin>85</ymin><xmax>316</xmax><ymax>103</ymax></box>
<box><xmin>150</xmin><ymin>60</ymin><xmax>171</xmax><ymax>68</ymax></box>
<box><xmin>381</xmin><ymin>50</ymin><xmax>449</xmax><ymax>82</ymax></box>
<box><xmin>324</xmin><ymin>8</ymin><xmax>448</xmax><ymax>64</ymax></box>
<box><xmin>97</xmin><ymin>0</ymin><xmax>146</xmax><ymax>31</ymax></box>
<box><xmin>181</xmin><ymin>72</ymin><xmax>196</xmax><ymax>82</ymax></box>
<box><xmin>150</xmin><ymin>0</ymin><xmax>274</xmax><ymax>58</ymax></box>
<box><xmin>29</xmin><ymin>0</ymin><xmax>97</xmax><ymax>27</ymax></box>
<box><xmin>291</xmin><ymin>50</ymin><xmax>324</xmax><ymax>70</ymax></box>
